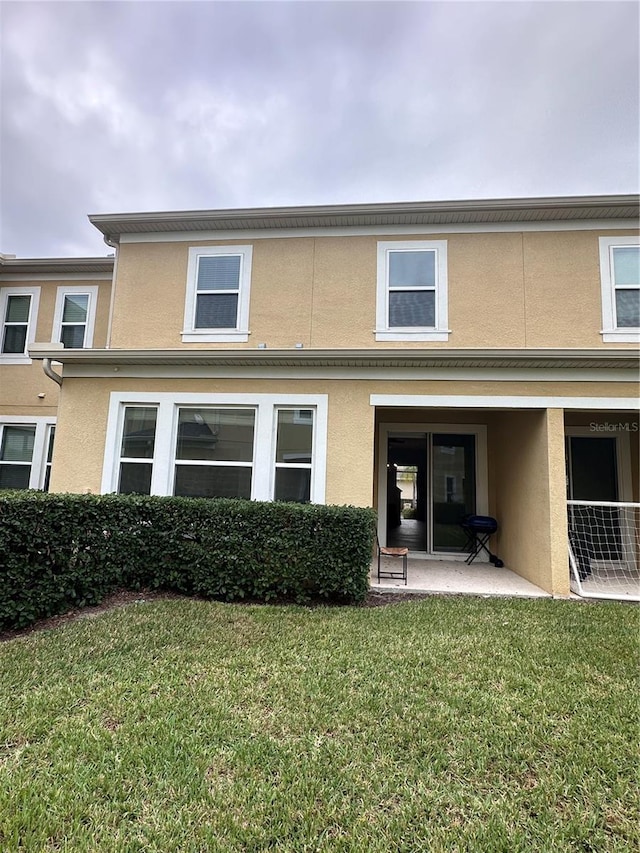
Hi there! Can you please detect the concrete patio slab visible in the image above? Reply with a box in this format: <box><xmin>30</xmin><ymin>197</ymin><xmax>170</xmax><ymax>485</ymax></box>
<box><xmin>371</xmin><ymin>556</ymin><xmax>551</xmax><ymax>598</ymax></box>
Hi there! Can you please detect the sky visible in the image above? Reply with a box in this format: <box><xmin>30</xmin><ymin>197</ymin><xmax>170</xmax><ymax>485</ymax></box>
<box><xmin>1</xmin><ymin>0</ymin><xmax>638</xmax><ymax>258</ymax></box>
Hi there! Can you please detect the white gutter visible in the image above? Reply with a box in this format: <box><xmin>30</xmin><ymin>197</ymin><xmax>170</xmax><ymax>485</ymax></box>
<box><xmin>102</xmin><ymin>234</ymin><xmax>119</xmax><ymax>349</ymax></box>
<box><xmin>43</xmin><ymin>358</ymin><xmax>63</xmax><ymax>386</ymax></box>
<box><xmin>25</xmin><ymin>346</ymin><xmax>640</xmax><ymax>371</ymax></box>
<box><xmin>29</xmin><ymin>342</ymin><xmax>64</xmax><ymax>386</ymax></box>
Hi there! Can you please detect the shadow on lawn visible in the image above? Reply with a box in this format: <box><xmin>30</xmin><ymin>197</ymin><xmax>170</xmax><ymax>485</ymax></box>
<box><xmin>0</xmin><ymin>587</ymin><xmax>434</xmax><ymax>643</ymax></box>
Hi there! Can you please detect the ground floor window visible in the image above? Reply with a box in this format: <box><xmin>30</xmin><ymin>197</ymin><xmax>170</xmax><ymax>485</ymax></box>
<box><xmin>102</xmin><ymin>393</ymin><xmax>328</xmax><ymax>503</ymax></box>
<box><xmin>43</xmin><ymin>425</ymin><xmax>56</xmax><ymax>492</ymax></box>
<box><xmin>174</xmin><ymin>407</ymin><xmax>255</xmax><ymax>499</ymax></box>
<box><xmin>118</xmin><ymin>406</ymin><xmax>158</xmax><ymax>495</ymax></box>
<box><xmin>274</xmin><ymin>409</ymin><xmax>314</xmax><ymax>502</ymax></box>
<box><xmin>0</xmin><ymin>418</ymin><xmax>56</xmax><ymax>490</ymax></box>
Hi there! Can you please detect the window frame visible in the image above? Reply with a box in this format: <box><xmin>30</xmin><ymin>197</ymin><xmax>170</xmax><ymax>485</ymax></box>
<box><xmin>376</xmin><ymin>240</ymin><xmax>449</xmax><ymax>342</ymax></box>
<box><xmin>172</xmin><ymin>405</ymin><xmax>257</xmax><ymax>499</ymax></box>
<box><xmin>182</xmin><ymin>245</ymin><xmax>253</xmax><ymax>343</ymax></box>
<box><xmin>117</xmin><ymin>405</ymin><xmax>159</xmax><ymax>495</ymax></box>
<box><xmin>52</xmin><ymin>285</ymin><xmax>99</xmax><ymax>349</ymax></box>
<box><xmin>43</xmin><ymin>424</ymin><xmax>56</xmax><ymax>492</ymax></box>
<box><xmin>102</xmin><ymin>393</ymin><xmax>327</xmax><ymax>503</ymax></box>
<box><xmin>598</xmin><ymin>235</ymin><xmax>640</xmax><ymax>343</ymax></box>
<box><xmin>0</xmin><ymin>286</ymin><xmax>41</xmax><ymax>363</ymax></box>
<box><xmin>272</xmin><ymin>407</ymin><xmax>316</xmax><ymax>503</ymax></box>
<box><xmin>0</xmin><ymin>416</ymin><xmax>56</xmax><ymax>490</ymax></box>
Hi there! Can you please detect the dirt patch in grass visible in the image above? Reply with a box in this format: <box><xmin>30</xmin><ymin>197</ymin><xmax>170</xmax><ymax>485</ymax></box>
<box><xmin>0</xmin><ymin>588</ymin><xmax>430</xmax><ymax>643</ymax></box>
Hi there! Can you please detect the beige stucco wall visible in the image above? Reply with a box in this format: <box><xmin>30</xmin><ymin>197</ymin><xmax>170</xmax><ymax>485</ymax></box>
<box><xmin>0</xmin><ymin>363</ymin><xmax>59</xmax><ymax>417</ymax></box>
<box><xmin>492</xmin><ymin>408</ymin><xmax>569</xmax><ymax>596</ymax></box>
<box><xmin>50</xmin><ymin>376</ymin><xmax>379</xmax><ymax>505</ymax></box>
<box><xmin>109</xmin><ymin>229</ymin><xmax>639</xmax><ymax>351</ymax></box>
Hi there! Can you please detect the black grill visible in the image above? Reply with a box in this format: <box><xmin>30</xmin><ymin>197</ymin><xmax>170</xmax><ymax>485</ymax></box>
<box><xmin>460</xmin><ymin>514</ymin><xmax>504</xmax><ymax>567</ymax></box>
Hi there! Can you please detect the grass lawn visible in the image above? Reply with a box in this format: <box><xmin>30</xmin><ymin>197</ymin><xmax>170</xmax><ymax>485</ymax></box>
<box><xmin>0</xmin><ymin>596</ymin><xmax>638</xmax><ymax>852</ymax></box>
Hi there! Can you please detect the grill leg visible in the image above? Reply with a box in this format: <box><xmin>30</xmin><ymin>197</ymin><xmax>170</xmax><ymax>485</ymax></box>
<box><xmin>466</xmin><ymin>532</ymin><xmax>491</xmax><ymax>565</ymax></box>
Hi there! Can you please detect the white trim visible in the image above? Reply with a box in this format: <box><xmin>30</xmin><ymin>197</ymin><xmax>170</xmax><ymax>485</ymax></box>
<box><xmin>0</xmin><ymin>415</ymin><xmax>56</xmax><ymax>490</ymax></box>
<box><xmin>272</xmin><ymin>406</ymin><xmax>316</xmax><ymax>502</ymax></box>
<box><xmin>101</xmin><ymin>392</ymin><xmax>328</xmax><ymax>504</ymax></box>
<box><xmin>60</xmin><ymin>364</ymin><xmax>638</xmax><ymax>382</ymax></box>
<box><xmin>0</xmin><ymin>286</ymin><xmax>41</xmax><ymax>364</ymax></box>
<box><xmin>0</xmin><ymin>273</ymin><xmax>111</xmax><ymax>282</ymax></box>
<box><xmin>377</xmin><ymin>422</ymin><xmax>488</xmax><ymax>555</ymax></box>
<box><xmin>565</xmin><ymin>426</ymin><xmax>633</xmax><ymax>502</ymax></box>
<box><xmin>374</xmin><ymin>330</ymin><xmax>451</xmax><ymax>342</ymax></box>
<box><xmin>371</xmin><ymin>394</ymin><xmax>640</xmax><ymax>410</ymax></box>
<box><xmin>599</xmin><ymin>235</ymin><xmax>640</xmax><ymax>342</ymax></box>
<box><xmin>40</xmin><ymin>422</ymin><xmax>56</xmax><ymax>490</ymax></box>
<box><xmin>182</xmin><ymin>245</ymin><xmax>252</xmax><ymax>343</ymax></box>
<box><xmin>181</xmin><ymin>331</ymin><xmax>250</xmax><ymax>343</ymax></box>
<box><xmin>568</xmin><ymin>499</ymin><xmax>640</xmax><ymax>507</ymax></box>
<box><xmin>52</xmin><ymin>285</ymin><xmax>99</xmax><ymax>348</ymax></box>
<box><xmin>601</xmin><ymin>330</ymin><xmax>640</xmax><ymax>343</ymax></box>
<box><xmin>118</xmin><ymin>220</ymin><xmax>640</xmax><ymax>244</ymax></box>
<box><xmin>376</xmin><ymin>240</ymin><xmax>449</xmax><ymax>341</ymax></box>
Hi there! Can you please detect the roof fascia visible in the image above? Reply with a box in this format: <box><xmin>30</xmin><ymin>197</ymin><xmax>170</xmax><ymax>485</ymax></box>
<box><xmin>0</xmin><ymin>257</ymin><xmax>114</xmax><ymax>276</ymax></box>
<box><xmin>88</xmin><ymin>195</ymin><xmax>640</xmax><ymax>241</ymax></box>
<box><xmin>27</xmin><ymin>346</ymin><xmax>640</xmax><ymax>371</ymax></box>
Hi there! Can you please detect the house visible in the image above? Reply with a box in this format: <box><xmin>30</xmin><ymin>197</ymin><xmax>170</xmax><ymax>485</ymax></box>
<box><xmin>1</xmin><ymin>196</ymin><xmax>638</xmax><ymax>597</ymax></box>
<box><xmin>0</xmin><ymin>255</ymin><xmax>113</xmax><ymax>489</ymax></box>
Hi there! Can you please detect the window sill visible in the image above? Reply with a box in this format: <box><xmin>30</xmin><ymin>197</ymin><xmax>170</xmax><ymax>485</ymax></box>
<box><xmin>181</xmin><ymin>330</ymin><xmax>250</xmax><ymax>343</ymax></box>
<box><xmin>0</xmin><ymin>355</ymin><xmax>32</xmax><ymax>365</ymax></box>
<box><xmin>375</xmin><ymin>329</ymin><xmax>451</xmax><ymax>342</ymax></box>
<box><xmin>600</xmin><ymin>330</ymin><xmax>640</xmax><ymax>343</ymax></box>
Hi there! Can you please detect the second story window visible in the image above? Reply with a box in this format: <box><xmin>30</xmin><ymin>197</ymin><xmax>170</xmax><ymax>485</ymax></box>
<box><xmin>376</xmin><ymin>241</ymin><xmax>449</xmax><ymax>342</ymax></box>
<box><xmin>0</xmin><ymin>287</ymin><xmax>40</xmax><ymax>362</ymax></box>
<box><xmin>182</xmin><ymin>245</ymin><xmax>253</xmax><ymax>343</ymax></box>
<box><xmin>53</xmin><ymin>286</ymin><xmax>99</xmax><ymax>348</ymax></box>
<box><xmin>599</xmin><ymin>236</ymin><xmax>640</xmax><ymax>342</ymax></box>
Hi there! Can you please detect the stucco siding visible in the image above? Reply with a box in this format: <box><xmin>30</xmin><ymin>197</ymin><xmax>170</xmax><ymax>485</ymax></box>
<box><xmin>106</xmin><ymin>229</ymin><xmax>639</xmax><ymax>351</ymax></box>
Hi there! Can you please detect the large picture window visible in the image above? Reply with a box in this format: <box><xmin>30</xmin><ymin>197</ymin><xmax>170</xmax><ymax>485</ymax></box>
<box><xmin>174</xmin><ymin>408</ymin><xmax>255</xmax><ymax>499</ymax></box>
<box><xmin>376</xmin><ymin>241</ymin><xmax>449</xmax><ymax>341</ymax></box>
<box><xmin>102</xmin><ymin>393</ymin><xmax>327</xmax><ymax>503</ymax></box>
<box><xmin>182</xmin><ymin>246</ymin><xmax>253</xmax><ymax>343</ymax></box>
<box><xmin>599</xmin><ymin>236</ymin><xmax>640</xmax><ymax>342</ymax></box>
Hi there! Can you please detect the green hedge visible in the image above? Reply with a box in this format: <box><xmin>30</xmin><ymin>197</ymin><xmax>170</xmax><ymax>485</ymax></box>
<box><xmin>0</xmin><ymin>492</ymin><xmax>377</xmax><ymax>630</ymax></box>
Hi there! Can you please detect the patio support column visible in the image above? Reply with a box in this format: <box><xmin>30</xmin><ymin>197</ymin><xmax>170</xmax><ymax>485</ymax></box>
<box><xmin>546</xmin><ymin>407</ymin><xmax>570</xmax><ymax>596</ymax></box>
<box><xmin>493</xmin><ymin>407</ymin><xmax>569</xmax><ymax>596</ymax></box>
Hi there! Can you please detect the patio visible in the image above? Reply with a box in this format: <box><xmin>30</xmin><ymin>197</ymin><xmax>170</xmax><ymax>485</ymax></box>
<box><xmin>371</xmin><ymin>554</ymin><xmax>551</xmax><ymax>598</ymax></box>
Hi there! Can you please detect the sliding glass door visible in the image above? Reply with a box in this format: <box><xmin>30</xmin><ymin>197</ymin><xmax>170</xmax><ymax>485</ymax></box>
<box><xmin>385</xmin><ymin>429</ymin><xmax>479</xmax><ymax>554</ymax></box>
<box><xmin>432</xmin><ymin>433</ymin><xmax>476</xmax><ymax>552</ymax></box>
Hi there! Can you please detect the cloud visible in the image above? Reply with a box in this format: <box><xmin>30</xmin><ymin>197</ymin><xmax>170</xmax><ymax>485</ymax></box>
<box><xmin>1</xmin><ymin>1</ymin><xmax>638</xmax><ymax>256</ymax></box>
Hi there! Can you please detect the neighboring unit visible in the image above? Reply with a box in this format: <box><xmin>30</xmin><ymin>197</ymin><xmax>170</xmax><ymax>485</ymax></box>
<box><xmin>0</xmin><ymin>255</ymin><xmax>113</xmax><ymax>491</ymax></box>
